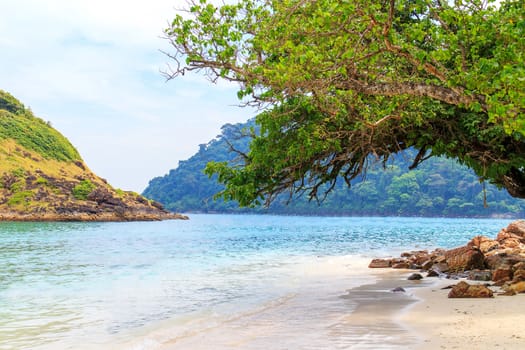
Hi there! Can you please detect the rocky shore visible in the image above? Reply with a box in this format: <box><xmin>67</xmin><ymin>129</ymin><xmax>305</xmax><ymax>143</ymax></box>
<box><xmin>0</xmin><ymin>171</ymin><xmax>188</xmax><ymax>222</ymax></box>
<box><xmin>0</xmin><ymin>210</ymin><xmax>188</xmax><ymax>222</ymax></box>
<box><xmin>369</xmin><ymin>220</ymin><xmax>525</xmax><ymax>297</ymax></box>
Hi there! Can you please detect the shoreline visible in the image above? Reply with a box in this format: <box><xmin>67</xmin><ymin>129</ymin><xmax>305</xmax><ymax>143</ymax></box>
<box><xmin>399</xmin><ymin>276</ymin><xmax>525</xmax><ymax>349</ymax></box>
<box><xmin>0</xmin><ymin>211</ymin><xmax>189</xmax><ymax>222</ymax></box>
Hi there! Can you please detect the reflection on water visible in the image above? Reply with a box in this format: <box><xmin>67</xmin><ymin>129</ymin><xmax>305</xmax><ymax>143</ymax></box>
<box><xmin>0</xmin><ymin>215</ymin><xmax>510</xmax><ymax>349</ymax></box>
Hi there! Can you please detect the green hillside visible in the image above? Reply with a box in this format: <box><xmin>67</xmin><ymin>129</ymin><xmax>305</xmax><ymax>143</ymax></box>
<box><xmin>0</xmin><ymin>90</ymin><xmax>81</xmax><ymax>163</ymax></box>
<box><xmin>0</xmin><ymin>90</ymin><xmax>185</xmax><ymax>221</ymax></box>
<box><xmin>143</xmin><ymin>120</ymin><xmax>525</xmax><ymax>217</ymax></box>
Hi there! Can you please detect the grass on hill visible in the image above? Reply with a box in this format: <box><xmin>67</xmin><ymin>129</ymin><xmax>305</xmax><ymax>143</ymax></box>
<box><xmin>0</xmin><ymin>90</ymin><xmax>81</xmax><ymax>162</ymax></box>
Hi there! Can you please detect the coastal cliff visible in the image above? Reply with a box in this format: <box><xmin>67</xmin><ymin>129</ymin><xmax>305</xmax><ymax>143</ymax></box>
<box><xmin>0</xmin><ymin>90</ymin><xmax>187</xmax><ymax>221</ymax></box>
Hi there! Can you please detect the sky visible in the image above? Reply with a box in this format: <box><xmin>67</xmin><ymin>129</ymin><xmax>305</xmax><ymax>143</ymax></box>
<box><xmin>0</xmin><ymin>0</ymin><xmax>255</xmax><ymax>192</ymax></box>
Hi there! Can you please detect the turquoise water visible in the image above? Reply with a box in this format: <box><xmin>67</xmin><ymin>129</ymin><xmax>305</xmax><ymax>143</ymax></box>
<box><xmin>0</xmin><ymin>215</ymin><xmax>511</xmax><ymax>349</ymax></box>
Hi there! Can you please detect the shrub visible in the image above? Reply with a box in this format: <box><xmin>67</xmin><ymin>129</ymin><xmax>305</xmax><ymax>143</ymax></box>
<box><xmin>72</xmin><ymin>179</ymin><xmax>96</xmax><ymax>200</ymax></box>
<box><xmin>7</xmin><ymin>190</ymin><xmax>33</xmax><ymax>206</ymax></box>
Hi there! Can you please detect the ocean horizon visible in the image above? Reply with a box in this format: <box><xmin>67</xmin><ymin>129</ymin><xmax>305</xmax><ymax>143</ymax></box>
<box><xmin>0</xmin><ymin>214</ymin><xmax>512</xmax><ymax>349</ymax></box>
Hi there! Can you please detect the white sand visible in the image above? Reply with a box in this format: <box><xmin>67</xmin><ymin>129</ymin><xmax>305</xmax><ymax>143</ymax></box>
<box><xmin>400</xmin><ymin>278</ymin><xmax>525</xmax><ymax>349</ymax></box>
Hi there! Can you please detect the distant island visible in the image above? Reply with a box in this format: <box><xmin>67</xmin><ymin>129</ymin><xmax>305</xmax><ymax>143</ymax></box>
<box><xmin>0</xmin><ymin>90</ymin><xmax>187</xmax><ymax>221</ymax></box>
<box><xmin>143</xmin><ymin>120</ymin><xmax>525</xmax><ymax>217</ymax></box>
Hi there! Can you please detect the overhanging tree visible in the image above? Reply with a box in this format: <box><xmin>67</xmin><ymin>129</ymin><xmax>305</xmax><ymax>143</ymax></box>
<box><xmin>164</xmin><ymin>0</ymin><xmax>525</xmax><ymax>206</ymax></box>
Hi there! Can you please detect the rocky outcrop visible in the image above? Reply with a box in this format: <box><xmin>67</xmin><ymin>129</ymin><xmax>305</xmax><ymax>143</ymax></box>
<box><xmin>0</xmin><ymin>90</ymin><xmax>188</xmax><ymax>222</ymax></box>
<box><xmin>0</xmin><ymin>170</ymin><xmax>188</xmax><ymax>222</ymax></box>
<box><xmin>448</xmin><ymin>281</ymin><xmax>494</xmax><ymax>298</ymax></box>
<box><xmin>368</xmin><ymin>220</ymin><xmax>525</xmax><ymax>297</ymax></box>
<box><xmin>444</xmin><ymin>245</ymin><xmax>485</xmax><ymax>272</ymax></box>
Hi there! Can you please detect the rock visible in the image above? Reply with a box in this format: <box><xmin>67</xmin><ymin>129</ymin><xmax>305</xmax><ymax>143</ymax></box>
<box><xmin>408</xmin><ymin>273</ymin><xmax>423</xmax><ymax>280</ymax></box>
<box><xmin>505</xmin><ymin>220</ymin><xmax>525</xmax><ymax>238</ymax></box>
<box><xmin>391</xmin><ymin>287</ymin><xmax>406</xmax><ymax>293</ymax></box>
<box><xmin>411</xmin><ymin>251</ymin><xmax>431</xmax><ymax>265</ymax></box>
<box><xmin>485</xmin><ymin>254</ymin><xmax>507</xmax><ymax>270</ymax></box>
<box><xmin>492</xmin><ymin>265</ymin><xmax>513</xmax><ymax>282</ymax></box>
<box><xmin>392</xmin><ymin>261</ymin><xmax>410</xmax><ymax>269</ymax></box>
<box><xmin>434</xmin><ymin>255</ymin><xmax>447</xmax><ymax>264</ymax></box>
<box><xmin>506</xmin><ymin>281</ymin><xmax>525</xmax><ymax>294</ymax></box>
<box><xmin>499</xmin><ymin>237</ymin><xmax>522</xmax><ymax>249</ymax></box>
<box><xmin>512</xmin><ymin>269</ymin><xmax>525</xmax><ymax>283</ymax></box>
<box><xmin>421</xmin><ymin>259</ymin><xmax>434</xmax><ymax>271</ymax></box>
<box><xmin>468</xmin><ymin>235</ymin><xmax>500</xmax><ymax>254</ymax></box>
<box><xmin>499</xmin><ymin>289</ymin><xmax>517</xmax><ymax>296</ymax></box>
<box><xmin>444</xmin><ymin>246</ymin><xmax>485</xmax><ymax>272</ymax></box>
<box><xmin>368</xmin><ymin>258</ymin><xmax>392</xmax><ymax>268</ymax></box>
<box><xmin>468</xmin><ymin>269</ymin><xmax>492</xmax><ymax>281</ymax></box>
<box><xmin>493</xmin><ymin>278</ymin><xmax>511</xmax><ymax>286</ymax></box>
<box><xmin>513</xmin><ymin>261</ymin><xmax>525</xmax><ymax>271</ymax></box>
<box><xmin>151</xmin><ymin>200</ymin><xmax>165</xmax><ymax>210</ymax></box>
<box><xmin>448</xmin><ymin>281</ymin><xmax>494</xmax><ymax>298</ymax></box>
<box><xmin>432</xmin><ymin>262</ymin><xmax>449</xmax><ymax>273</ymax></box>
<box><xmin>427</xmin><ymin>269</ymin><xmax>440</xmax><ymax>277</ymax></box>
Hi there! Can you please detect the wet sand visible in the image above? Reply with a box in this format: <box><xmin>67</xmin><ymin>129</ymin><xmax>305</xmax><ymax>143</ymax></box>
<box><xmin>121</xmin><ymin>266</ymin><xmax>525</xmax><ymax>350</ymax></box>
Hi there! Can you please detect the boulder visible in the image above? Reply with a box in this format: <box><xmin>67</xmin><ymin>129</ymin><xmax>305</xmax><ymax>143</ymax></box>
<box><xmin>444</xmin><ymin>246</ymin><xmax>485</xmax><ymax>272</ymax></box>
<box><xmin>432</xmin><ymin>262</ymin><xmax>449</xmax><ymax>273</ymax></box>
<box><xmin>506</xmin><ymin>281</ymin><xmax>525</xmax><ymax>294</ymax></box>
<box><xmin>392</xmin><ymin>261</ymin><xmax>410</xmax><ymax>269</ymax></box>
<box><xmin>468</xmin><ymin>235</ymin><xmax>499</xmax><ymax>254</ymax></box>
<box><xmin>492</xmin><ymin>265</ymin><xmax>513</xmax><ymax>282</ymax></box>
<box><xmin>408</xmin><ymin>273</ymin><xmax>423</xmax><ymax>280</ymax></box>
<box><xmin>499</xmin><ymin>238</ymin><xmax>522</xmax><ymax>249</ymax></box>
<box><xmin>427</xmin><ymin>269</ymin><xmax>440</xmax><ymax>277</ymax></box>
<box><xmin>368</xmin><ymin>258</ymin><xmax>392</xmax><ymax>268</ymax></box>
<box><xmin>485</xmin><ymin>254</ymin><xmax>506</xmax><ymax>270</ymax></box>
<box><xmin>448</xmin><ymin>281</ymin><xmax>494</xmax><ymax>298</ymax></box>
<box><xmin>505</xmin><ymin>220</ymin><xmax>525</xmax><ymax>238</ymax></box>
<box><xmin>511</xmin><ymin>269</ymin><xmax>525</xmax><ymax>283</ymax></box>
<box><xmin>421</xmin><ymin>259</ymin><xmax>434</xmax><ymax>271</ymax></box>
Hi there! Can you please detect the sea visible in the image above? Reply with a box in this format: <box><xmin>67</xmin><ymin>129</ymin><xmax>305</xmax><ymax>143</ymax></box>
<box><xmin>0</xmin><ymin>214</ymin><xmax>512</xmax><ymax>350</ymax></box>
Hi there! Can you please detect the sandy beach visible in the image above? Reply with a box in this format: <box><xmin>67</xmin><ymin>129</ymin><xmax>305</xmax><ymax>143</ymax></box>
<box><xmin>400</xmin><ymin>277</ymin><xmax>525</xmax><ymax>349</ymax></box>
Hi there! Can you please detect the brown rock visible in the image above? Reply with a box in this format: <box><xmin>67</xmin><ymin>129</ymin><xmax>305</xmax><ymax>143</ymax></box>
<box><xmin>512</xmin><ymin>269</ymin><xmax>525</xmax><ymax>283</ymax></box>
<box><xmin>506</xmin><ymin>281</ymin><xmax>525</xmax><ymax>294</ymax></box>
<box><xmin>445</xmin><ymin>246</ymin><xmax>485</xmax><ymax>272</ymax></box>
<box><xmin>432</xmin><ymin>262</ymin><xmax>449</xmax><ymax>273</ymax></box>
<box><xmin>485</xmin><ymin>254</ymin><xmax>506</xmax><ymax>270</ymax></box>
<box><xmin>513</xmin><ymin>261</ymin><xmax>525</xmax><ymax>271</ymax></box>
<box><xmin>421</xmin><ymin>259</ymin><xmax>434</xmax><ymax>271</ymax></box>
<box><xmin>499</xmin><ymin>238</ymin><xmax>522</xmax><ymax>249</ymax></box>
<box><xmin>434</xmin><ymin>255</ymin><xmax>447</xmax><ymax>264</ymax></box>
<box><xmin>496</xmin><ymin>230</ymin><xmax>522</xmax><ymax>242</ymax></box>
<box><xmin>499</xmin><ymin>289</ymin><xmax>517</xmax><ymax>296</ymax></box>
<box><xmin>468</xmin><ymin>236</ymin><xmax>500</xmax><ymax>254</ymax></box>
<box><xmin>505</xmin><ymin>220</ymin><xmax>525</xmax><ymax>238</ymax></box>
<box><xmin>492</xmin><ymin>265</ymin><xmax>513</xmax><ymax>282</ymax></box>
<box><xmin>392</xmin><ymin>262</ymin><xmax>410</xmax><ymax>269</ymax></box>
<box><xmin>493</xmin><ymin>277</ymin><xmax>511</xmax><ymax>286</ymax></box>
<box><xmin>411</xmin><ymin>251</ymin><xmax>431</xmax><ymax>265</ymax></box>
<box><xmin>448</xmin><ymin>281</ymin><xmax>494</xmax><ymax>298</ymax></box>
<box><xmin>368</xmin><ymin>258</ymin><xmax>392</xmax><ymax>268</ymax></box>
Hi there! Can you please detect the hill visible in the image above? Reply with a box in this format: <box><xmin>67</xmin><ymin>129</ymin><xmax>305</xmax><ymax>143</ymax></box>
<box><xmin>0</xmin><ymin>90</ymin><xmax>187</xmax><ymax>221</ymax></box>
<box><xmin>143</xmin><ymin>120</ymin><xmax>525</xmax><ymax>217</ymax></box>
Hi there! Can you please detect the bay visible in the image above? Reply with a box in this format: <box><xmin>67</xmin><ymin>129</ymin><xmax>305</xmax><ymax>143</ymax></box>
<box><xmin>0</xmin><ymin>215</ymin><xmax>511</xmax><ymax>349</ymax></box>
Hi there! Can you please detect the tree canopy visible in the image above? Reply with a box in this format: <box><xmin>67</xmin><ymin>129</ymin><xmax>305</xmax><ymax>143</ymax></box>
<box><xmin>143</xmin><ymin>119</ymin><xmax>525</xmax><ymax>217</ymax></box>
<box><xmin>165</xmin><ymin>0</ymin><xmax>525</xmax><ymax>206</ymax></box>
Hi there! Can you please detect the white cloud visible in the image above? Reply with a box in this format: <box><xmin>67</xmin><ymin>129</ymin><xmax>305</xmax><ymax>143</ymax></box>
<box><xmin>0</xmin><ymin>0</ymin><xmax>254</xmax><ymax>191</ymax></box>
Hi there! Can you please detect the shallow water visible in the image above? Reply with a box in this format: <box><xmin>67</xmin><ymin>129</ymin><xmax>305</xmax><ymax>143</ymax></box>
<box><xmin>0</xmin><ymin>215</ymin><xmax>511</xmax><ymax>349</ymax></box>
